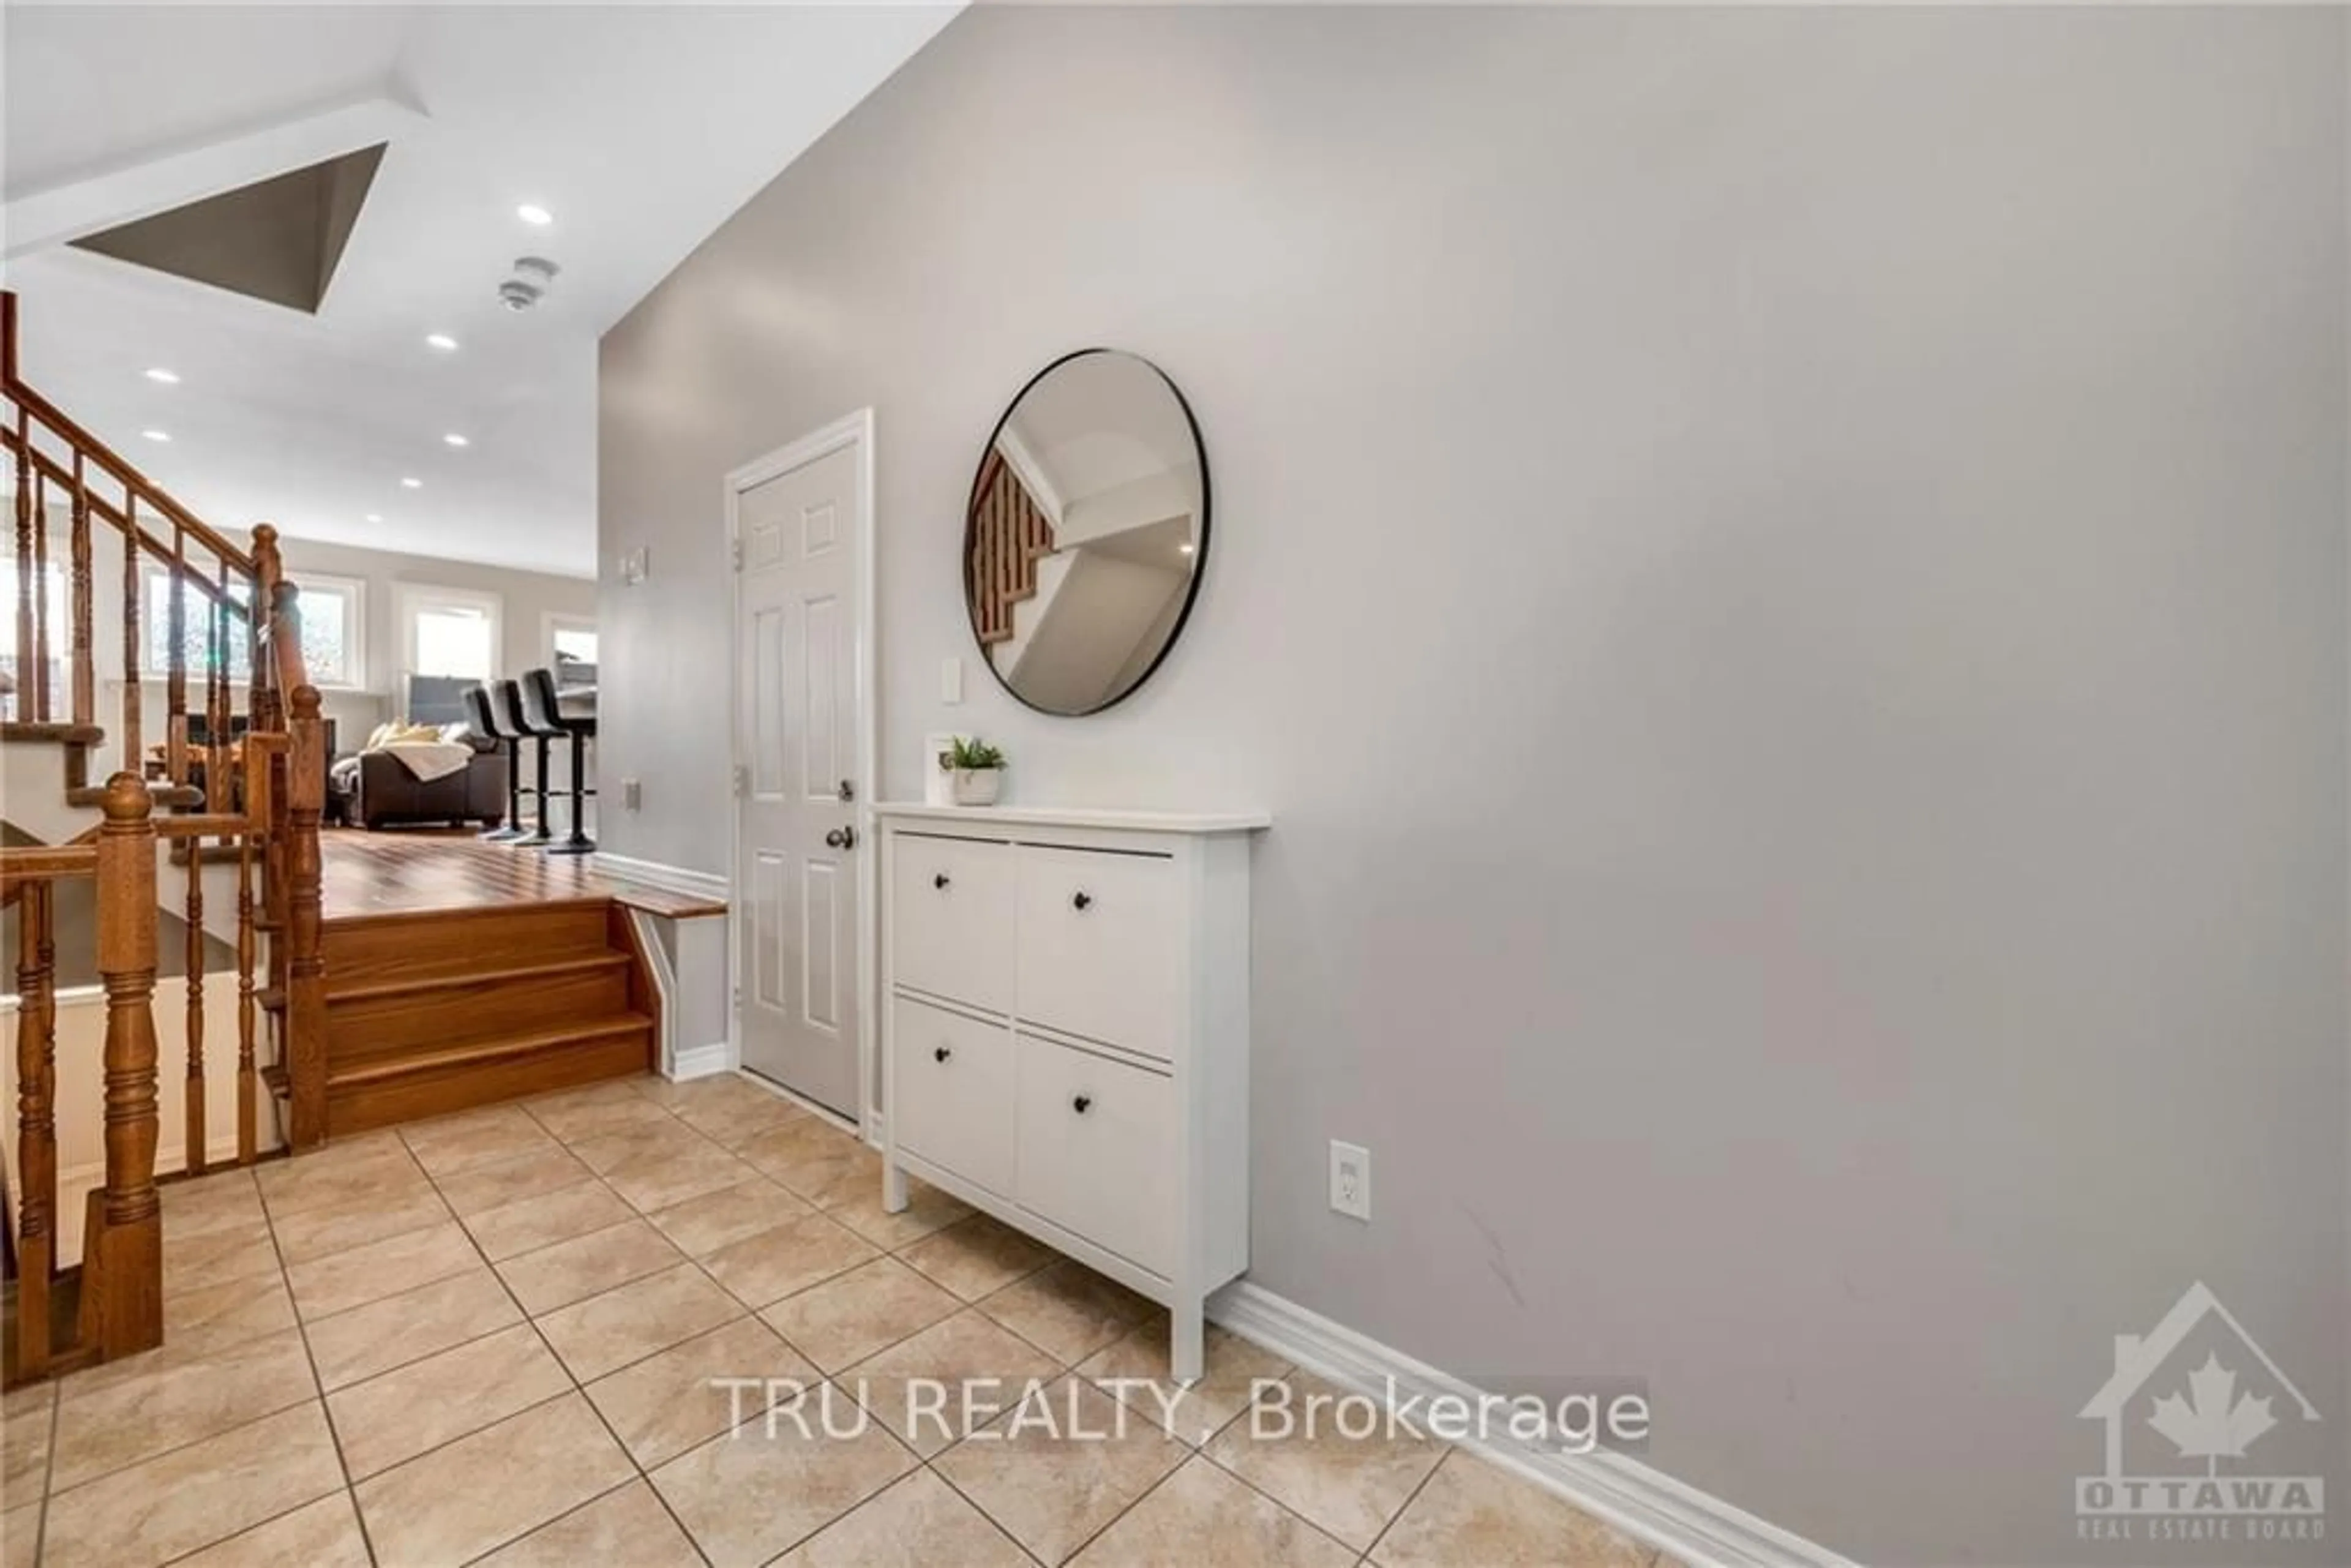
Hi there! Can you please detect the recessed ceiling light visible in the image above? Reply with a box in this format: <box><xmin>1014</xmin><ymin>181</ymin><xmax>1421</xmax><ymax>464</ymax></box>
<box><xmin>141</xmin><ymin>429</ymin><xmax>171</xmax><ymax>443</ymax></box>
<box><xmin>426</xmin><ymin>332</ymin><xmax>459</xmax><ymax>351</ymax></box>
<box><xmin>516</xmin><ymin>203</ymin><xmax>553</xmax><ymax>227</ymax></box>
<box><xmin>143</xmin><ymin>367</ymin><xmax>180</xmax><ymax>384</ymax></box>
<box><xmin>443</xmin><ymin>433</ymin><xmax>470</xmax><ymax>448</ymax></box>
<box><xmin>365</xmin><ymin>513</ymin><xmax>383</xmax><ymax>523</ymax></box>
<box><xmin>400</xmin><ymin>477</ymin><xmax>422</xmax><ymax>489</ymax></box>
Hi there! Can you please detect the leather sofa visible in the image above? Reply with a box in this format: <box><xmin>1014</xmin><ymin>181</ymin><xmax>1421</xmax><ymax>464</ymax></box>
<box><xmin>337</xmin><ymin>746</ymin><xmax>509</xmax><ymax>830</ymax></box>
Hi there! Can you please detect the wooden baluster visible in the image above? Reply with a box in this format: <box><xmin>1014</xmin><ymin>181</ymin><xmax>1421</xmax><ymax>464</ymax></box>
<box><xmin>250</xmin><ymin>525</ymin><xmax>282</xmax><ymax>735</ymax></box>
<box><xmin>236</xmin><ymin>825</ymin><xmax>257</xmax><ymax>1165</ymax></box>
<box><xmin>12</xmin><ymin>402</ymin><xmax>30</xmax><ymax>721</ymax></box>
<box><xmin>184</xmin><ymin>812</ymin><xmax>205</xmax><ymax>1176</ymax></box>
<box><xmin>212</xmin><ymin>558</ymin><xmax>230</xmax><ymax>830</ymax></box>
<box><xmin>122</xmin><ymin>495</ymin><xmax>142</xmax><ymax>771</ymax></box>
<box><xmin>166</xmin><ymin>533</ymin><xmax>186</xmax><ymax>788</ymax></box>
<box><xmin>70</xmin><ymin>450</ymin><xmax>91</xmax><ymax>727</ymax></box>
<box><xmin>283</xmin><ymin>682</ymin><xmax>328</xmax><ymax>1149</ymax></box>
<box><xmin>79</xmin><ymin>774</ymin><xmax>163</xmax><ymax>1364</ymax></box>
<box><xmin>12</xmin><ymin>880</ymin><xmax>57</xmax><ymax>1377</ymax></box>
<box><xmin>31</xmin><ymin>468</ymin><xmax>48</xmax><ymax>721</ymax></box>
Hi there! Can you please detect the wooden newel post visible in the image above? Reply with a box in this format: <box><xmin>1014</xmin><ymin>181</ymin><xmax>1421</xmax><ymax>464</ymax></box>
<box><xmin>285</xmin><ymin>683</ymin><xmax>328</xmax><ymax>1149</ymax></box>
<box><xmin>80</xmin><ymin>773</ymin><xmax>163</xmax><ymax>1362</ymax></box>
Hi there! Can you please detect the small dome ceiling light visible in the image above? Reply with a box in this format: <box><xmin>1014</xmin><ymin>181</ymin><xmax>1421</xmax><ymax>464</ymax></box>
<box><xmin>516</xmin><ymin>203</ymin><xmax>553</xmax><ymax>227</ymax></box>
<box><xmin>141</xmin><ymin>429</ymin><xmax>171</xmax><ymax>443</ymax></box>
<box><xmin>400</xmin><ymin>477</ymin><xmax>422</xmax><ymax>489</ymax></box>
<box><xmin>426</xmin><ymin>332</ymin><xmax>459</xmax><ymax>351</ymax></box>
<box><xmin>498</xmin><ymin>255</ymin><xmax>561</xmax><ymax>312</ymax></box>
<box><xmin>144</xmin><ymin>367</ymin><xmax>181</xmax><ymax>384</ymax></box>
<box><xmin>444</xmin><ymin>433</ymin><xmax>470</xmax><ymax>448</ymax></box>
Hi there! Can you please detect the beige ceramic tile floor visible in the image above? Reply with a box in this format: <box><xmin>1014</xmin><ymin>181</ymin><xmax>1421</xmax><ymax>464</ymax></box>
<box><xmin>0</xmin><ymin>1073</ymin><xmax>1667</xmax><ymax>1567</ymax></box>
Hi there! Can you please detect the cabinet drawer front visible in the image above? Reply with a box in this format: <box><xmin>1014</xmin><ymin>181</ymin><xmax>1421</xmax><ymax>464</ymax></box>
<box><xmin>890</xmin><ymin>994</ymin><xmax>1016</xmax><ymax>1195</ymax></box>
<box><xmin>891</xmin><ymin>833</ymin><xmax>1014</xmax><ymax>1013</ymax></box>
<box><xmin>1013</xmin><ymin>1034</ymin><xmax>1176</xmax><ymax>1277</ymax></box>
<box><xmin>1014</xmin><ymin>845</ymin><xmax>1181</xmax><ymax>1058</ymax></box>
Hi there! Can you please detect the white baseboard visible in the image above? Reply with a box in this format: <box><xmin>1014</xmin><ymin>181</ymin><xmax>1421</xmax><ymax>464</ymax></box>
<box><xmin>1206</xmin><ymin>1281</ymin><xmax>1853</xmax><ymax>1568</ymax></box>
<box><xmin>666</xmin><ymin>1043</ymin><xmax>733</xmax><ymax>1082</ymax></box>
<box><xmin>589</xmin><ymin>853</ymin><xmax>729</xmax><ymax>905</ymax></box>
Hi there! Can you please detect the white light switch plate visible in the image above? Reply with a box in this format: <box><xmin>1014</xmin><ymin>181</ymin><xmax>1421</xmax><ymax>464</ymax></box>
<box><xmin>1330</xmin><ymin>1140</ymin><xmax>1371</xmax><ymax>1221</ymax></box>
<box><xmin>941</xmin><ymin>657</ymin><xmax>964</xmax><ymax>705</ymax></box>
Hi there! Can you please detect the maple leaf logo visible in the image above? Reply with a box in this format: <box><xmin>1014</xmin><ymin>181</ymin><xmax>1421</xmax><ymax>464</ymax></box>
<box><xmin>2147</xmin><ymin>1354</ymin><xmax>2278</xmax><ymax>1476</ymax></box>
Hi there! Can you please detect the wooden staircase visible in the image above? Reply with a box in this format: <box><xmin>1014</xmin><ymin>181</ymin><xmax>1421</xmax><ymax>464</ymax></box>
<box><xmin>1</xmin><ymin>285</ymin><xmax>660</xmax><ymax>1386</ymax></box>
<box><xmin>969</xmin><ymin>447</ymin><xmax>1057</xmax><ymax>645</ymax></box>
<box><xmin>315</xmin><ymin>902</ymin><xmax>656</xmax><ymax>1135</ymax></box>
<box><xmin>1</xmin><ymin>287</ymin><xmax>331</xmax><ymax>1386</ymax></box>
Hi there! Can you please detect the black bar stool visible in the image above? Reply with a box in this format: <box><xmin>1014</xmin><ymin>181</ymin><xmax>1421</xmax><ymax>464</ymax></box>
<box><xmin>519</xmin><ymin>666</ymin><xmax>596</xmax><ymax>854</ymax></box>
<box><xmin>492</xmin><ymin>677</ymin><xmax>553</xmax><ymax>844</ymax></box>
<box><xmin>463</xmin><ymin>685</ymin><xmax>526</xmax><ymax>841</ymax></box>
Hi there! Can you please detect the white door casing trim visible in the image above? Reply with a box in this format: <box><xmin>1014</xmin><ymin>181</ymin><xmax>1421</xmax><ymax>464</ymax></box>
<box><xmin>1205</xmin><ymin>1281</ymin><xmax>1857</xmax><ymax>1568</ymax></box>
<box><xmin>723</xmin><ymin>409</ymin><xmax>879</xmax><ymax>1137</ymax></box>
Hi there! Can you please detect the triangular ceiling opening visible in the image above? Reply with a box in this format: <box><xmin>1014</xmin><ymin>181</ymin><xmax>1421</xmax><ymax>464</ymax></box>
<box><xmin>70</xmin><ymin>143</ymin><xmax>386</xmax><ymax>315</ymax></box>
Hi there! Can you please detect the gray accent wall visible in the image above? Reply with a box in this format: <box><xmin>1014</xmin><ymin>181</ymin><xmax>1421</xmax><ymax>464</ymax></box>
<box><xmin>598</xmin><ymin>8</ymin><xmax>2349</xmax><ymax>1559</ymax></box>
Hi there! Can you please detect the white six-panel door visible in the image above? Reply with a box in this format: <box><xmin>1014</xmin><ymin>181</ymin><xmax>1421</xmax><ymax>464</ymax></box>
<box><xmin>734</xmin><ymin>440</ymin><xmax>862</xmax><ymax>1117</ymax></box>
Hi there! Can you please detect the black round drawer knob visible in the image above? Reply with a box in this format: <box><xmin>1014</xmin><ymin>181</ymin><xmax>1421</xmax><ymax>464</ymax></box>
<box><xmin>1071</xmin><ymin>891</ymin><xmax>1093</xmax><ymax>911</ymax></box>
<box><xmin>933</xmin><ymin>1046</ymin><xmax>952</xmax><ymax>1063</ymax></box>
<box><xmin>1072</xmin><ymin>1094</ymin><xmax>1093</xmax><ymax>1114</ymax></box>
<box><xmin>933</xmin><ymin>872</ymin><xmax>951</xmax><ymax>890</ymax></box>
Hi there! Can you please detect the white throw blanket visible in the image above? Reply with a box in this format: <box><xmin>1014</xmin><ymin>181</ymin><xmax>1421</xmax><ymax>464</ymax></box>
<box><xmin>377</xmin><ymin>741</ymin><xmax>475</xmax><ymax>782</ymax></box>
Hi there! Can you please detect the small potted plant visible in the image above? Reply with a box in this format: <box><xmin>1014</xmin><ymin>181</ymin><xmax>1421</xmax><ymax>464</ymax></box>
<box><xmin>940</xmin><ymin>736</ymin><xmax>1007</xmax><ymax>806</ymax></box>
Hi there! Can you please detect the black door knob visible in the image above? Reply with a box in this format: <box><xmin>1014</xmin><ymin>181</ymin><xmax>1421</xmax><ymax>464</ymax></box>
<box><xmin>1072</xmin><ymin>1094</ymin><xmax>1092</xmax><ymax>1114</ymax></box>
<box><xmin>934</xmin><ymin>872</ymin><xmax>951</xmax><ymax>890</ymax></box>
<box><xmin>1071</xmin><ymin>891</ymin><xmax>1092</xmax><ymax>911</ymax></box>
<box><xmin>825</xmin><ymin>826</ymin><xmax>857</xmax><ymax>850</ymax></box>
<box><xmin>934</xmin><ymin>1045</ymin><xmax>952</xmax><ymax>1063</ymax></box>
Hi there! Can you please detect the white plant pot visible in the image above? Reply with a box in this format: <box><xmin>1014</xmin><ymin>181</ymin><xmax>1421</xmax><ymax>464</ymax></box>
<box><xmin>951</xmin><ymin>768</ymin><xmax>1003</xmax><ymax>806</ymax></box>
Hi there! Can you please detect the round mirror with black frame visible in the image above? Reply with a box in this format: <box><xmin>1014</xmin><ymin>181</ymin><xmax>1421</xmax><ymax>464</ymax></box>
<box><xmin>963</xmin><ymin>349</ymin><xmax>1209</xmax><ymax>716</ymax></box>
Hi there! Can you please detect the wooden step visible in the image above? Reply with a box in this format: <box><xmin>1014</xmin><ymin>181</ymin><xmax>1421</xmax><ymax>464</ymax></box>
<box><xmin>324</xmin><ymin>1015</ymin><xmax>655</xmax><ymax>1136</ymax></box>
<box><xmin>321</xmin><ymin>901</ymin><xmax>615</xmax><ymax>988</ymax></box>
<box><xmin>326</xmin><ymin>953</ymin><xmax>634</xmax><ymax>1062</ymax></box>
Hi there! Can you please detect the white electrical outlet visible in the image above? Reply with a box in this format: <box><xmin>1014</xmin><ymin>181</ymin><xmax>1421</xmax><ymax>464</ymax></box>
<box><xmin>1329</xmin><ymin>1140</ymin><xmax>1371</xmax><ymax>1221</ymax></box>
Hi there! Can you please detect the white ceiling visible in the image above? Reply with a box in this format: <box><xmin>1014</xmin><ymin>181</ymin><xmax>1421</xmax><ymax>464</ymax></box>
<box><xmin>0</xmin><ymin>2</ymin><xmax>958</xmax><ymax>578</ymax></box>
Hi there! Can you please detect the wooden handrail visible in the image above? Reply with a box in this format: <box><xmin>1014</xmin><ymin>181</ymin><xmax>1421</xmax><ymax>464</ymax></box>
<box><xmin>0</xmin><ymin>844</ymin><xmax>99</xmax><ymax>888</ymax></box>
<box><xmin>0</xmin><ymin>426</ymin><xmax>253</xmax><ymax>622</ymax></box>
<box><xmin>1</xmin><ymin>299</ymin><xmax>250</xmax><ymax>575</ymax></box>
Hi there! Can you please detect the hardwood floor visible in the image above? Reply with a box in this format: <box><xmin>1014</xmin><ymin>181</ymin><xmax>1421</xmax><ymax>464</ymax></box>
<box><xmin>320</xmin><ymin>830</ymin><xmax>724</xmax><ymax>922</ymax></box>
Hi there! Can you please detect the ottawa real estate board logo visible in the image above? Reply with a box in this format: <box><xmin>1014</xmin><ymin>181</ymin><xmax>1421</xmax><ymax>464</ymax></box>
<box><xmin>2076</xmin><ymin>1282</ymin><xmax>2326</xmax><ymax>1547</ymax></box>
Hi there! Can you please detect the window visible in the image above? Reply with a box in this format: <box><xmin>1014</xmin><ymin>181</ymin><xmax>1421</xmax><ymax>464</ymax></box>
<box><xmin>544</xmin><ymin>613</ymin><xmax>598</xmax><ymax>683</ymax></box>
<box><xmin>140</xmin><ymin>569</ymin><xmax>363</xmax><ymax>689</ymax></box>
<box><xmin>0</xmin><ymin>560</ymin><xmax>67</xmax><ymax>713</ymax></box>
<box><xmin>400</xmin><ymin>584</ymin><xmax>503</xmax><ymax>682</ymax></box>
